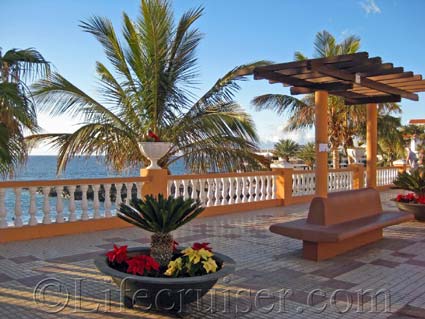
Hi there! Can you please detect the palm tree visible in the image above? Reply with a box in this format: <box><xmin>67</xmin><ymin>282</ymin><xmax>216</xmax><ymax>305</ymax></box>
<box><xmin>273</xmin><ymin>139</ymin><xmax>300</xmax><ymax>162</ymax></box>
<box><xmin>376</xmin><ymin>115</ymin><xmax>404</xmax><ymax>166</ymax></box>
<box><xmin>0</xmin><ymin>48</ymin><xmax>50</xmax><ymax>176</ymax></box>
<box><xmin>297</xmin><ymin>143</ymin><xmax>316</xmax><ymax>169</ymax></box>
<box><xmin>252</xmin><ymin>30</ymin><xmax>400</xmax><ymax>168</ymax></box>
<box><xmin>28</xmin><ymin>0</ymin><xmax>269</xmax><ymax>174</ymax></box>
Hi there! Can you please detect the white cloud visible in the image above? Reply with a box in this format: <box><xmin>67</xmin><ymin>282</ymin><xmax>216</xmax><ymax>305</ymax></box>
<box><xmin>360</xmin><ymin>0</ymin><xmax>382</xmax><ymax>14</ymax></box>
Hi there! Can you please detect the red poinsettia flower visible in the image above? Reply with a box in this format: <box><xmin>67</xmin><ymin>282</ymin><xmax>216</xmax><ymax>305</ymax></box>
<box><xmin>148</xmin><ymin>130</ymin><xmax>160</xmax><ymax>142</ymax></box>
<box><xmin>396</xmin><ymin>194</ymin><xmax>404</xmax><ymax>202</ymax></box>
<box><xmin>127</xmin><ymin>255</ymin><xmax>160</xmax><ymax>276</ymax></box>
<box><xmin>406</xmin><ymin>193</ymin><xmax>416</xmax><ymax>201</ymax></box>
<box><xmin>417</xmin><ymin>195</ymin><xmax>425</xmax><ymax>204</ymax></box>
<box><xmin>106</xmin><ymin>245</ymin><xmax>128</xmax><ymax>264</ymax></box>
<box><xmin>192</xmin><ymin>242</ymin><xmax>212</xmax><ymax>251</ymax></box>
<box><xmin>173</xmin><ymin>240</ymin><xmax>179</xmax><ymax>251</ymax></box>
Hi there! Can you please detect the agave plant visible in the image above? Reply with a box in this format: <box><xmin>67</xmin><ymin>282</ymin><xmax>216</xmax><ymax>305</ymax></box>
<box><xmin>393</xmin><ymin>168</ymin><xmax>425</xmax><ymax>197</ymax></box>
<box><xmin>117</xmin><ymin>194</ymin><xmax>204</xmax><ymax>267</ymax></box>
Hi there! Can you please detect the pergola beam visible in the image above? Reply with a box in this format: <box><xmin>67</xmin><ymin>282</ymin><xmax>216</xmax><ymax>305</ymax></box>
<box><xmin>314</xmin><ymin>65</ymin><xmax>419</xmax><ymax>101</ymax></box>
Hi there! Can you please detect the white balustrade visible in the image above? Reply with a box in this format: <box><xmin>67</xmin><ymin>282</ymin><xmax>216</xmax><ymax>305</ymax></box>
<box><xmin>292</xmin><ymin>172</ymin><xmax>316</xmax><ymax>197</ymax></box>
<box><xmin>377</xmin><ymin>167</ymin><xmax>399</xmax><ymax>187</ymax></box>
<box><xmin>328</xmin><ymin>171</ymin><xmax>353</xmax><ymax>192</ymax></box>
<box><xmin>0</xmin><ymin>177</ymin><xmax>146</xmax><ymax>228</ymax></box>
<box><xmin>167</xmin><ymin>173</ymin><xmax>277</xmax><ymax>206</ymax></box>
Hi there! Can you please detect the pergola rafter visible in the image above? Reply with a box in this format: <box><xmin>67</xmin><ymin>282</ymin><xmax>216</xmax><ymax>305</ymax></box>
<box><xmin>254</xmin><ymin>52</ymin><xmax>424</xmax><ymax>105</ymax></box>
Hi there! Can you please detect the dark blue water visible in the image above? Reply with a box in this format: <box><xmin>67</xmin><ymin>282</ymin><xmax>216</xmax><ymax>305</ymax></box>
<box><xmin>11</xmin><ymin>156</ymin><xmax>187</xmax><ymax>181</ymax></box>
<box><xmin>2</xmin><ymin>156</ymin><xmax>187</xmax><ymax>225</ymax></box>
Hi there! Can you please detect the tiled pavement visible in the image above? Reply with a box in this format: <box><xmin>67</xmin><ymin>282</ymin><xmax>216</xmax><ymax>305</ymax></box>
<box><xmin>0</xmin><ymin>190</ymin><xmax>425</xmax><ymax>318</ymax></box>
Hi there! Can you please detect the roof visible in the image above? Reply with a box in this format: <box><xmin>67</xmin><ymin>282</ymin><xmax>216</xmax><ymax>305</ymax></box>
<box><xmin>409</xmin><ymin>119</ymin><xmax>425</xmax><ymax>125</ymax></box>
<box><xmin>253</xmin><ymin>52</ymin><xmax>424</xmax><ymax>105</ymax></box>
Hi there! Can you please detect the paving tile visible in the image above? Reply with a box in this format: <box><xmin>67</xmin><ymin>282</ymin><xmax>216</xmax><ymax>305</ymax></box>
<box><xmin>370</xmin><ymin>259</ymin><xmax>400</xmax><ymax>268</ymax></box>
<box><xmin>311</xmin><ymin>261</ymin><xmax>365</xmax><ymax>278</ymax></box>
<box><xmin>320</xmin><ymin>279</ymin><xmax>357</xmax><ymax>290</ymax></box>
<box><xmin>392</xmin><ymin>252</ymin><xmax>417</xmax><ymax>258</ymax></box>
<box><xmin>102</xmin><ymin>237</ymin><xmax>128</xmax><ymax>243</ymax></box>
<box><xmin>9</xmin><ymin>255</ymin><xmax>40</xmax><ymax>264</ymax></box>
<box><xmin>406</xmin><ymin>259</ymin><xmax>425</xmax><ymax>268</ymax></box>
<box><xmin>394</xmin><ymin>305</ymin><xmax>425</xmax><ymax>318</ymax></box>
<box><xmin>46</xmin><ymin>251</ymin><xmax>104</xmax><ymax>263</ymax></box>
<box><xmin>16</xmin><ymin>274</ymin><xmax>49</xmax><ymax>287</ymax></box>
<box><xmin>0</xmin><ymin>273</ymin><xmax>12</xmax><ymax>283</ymax></box>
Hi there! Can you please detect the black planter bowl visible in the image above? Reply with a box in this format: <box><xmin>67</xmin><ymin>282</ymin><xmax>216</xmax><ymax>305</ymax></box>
<box><xmin>395</xmin><ymin>201</ymin><xmax>425</xmax><ymax>221</ymax></box>
<box><xmin>94</xmin><ymin>247</ymin><xmax>236</xmax><ymax>312</ymax></box>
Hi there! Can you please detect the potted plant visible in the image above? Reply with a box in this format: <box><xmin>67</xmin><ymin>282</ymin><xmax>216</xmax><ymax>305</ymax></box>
<box><xmin>94</xmin><ymin>194</ymin><xmax>235</xmax><ymax>313</ymax></box>
<box><xmin>139</xmin><ymin>130</ymin><xmax>172</xmax><ymax>170</ymax></box>
<box><xmin>393</xmin><ymin>168</ymin><xmax>425</xmax><ymax>221</ymax></box>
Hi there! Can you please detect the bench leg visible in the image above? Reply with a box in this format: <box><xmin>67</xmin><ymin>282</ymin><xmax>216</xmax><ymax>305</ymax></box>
<box><xmin>303</xmin><ymin>229</ymin><xmax>383</xmax><ymax>261</ymax></box>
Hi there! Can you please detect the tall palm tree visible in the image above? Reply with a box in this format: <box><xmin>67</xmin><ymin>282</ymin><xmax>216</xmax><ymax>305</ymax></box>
<box><xmin>297</xmin><ymin>142</ymin><xmax>316</xmax><ymax>169</ymax></box>
<box><xmin>273</xmin><ymin>139</ymin><xmax>300</xmax><ymax>162</ymax></box>
<box><xmin>0</xmin><ymin>48</ymin><xmax>50</xmax><ymax>176</ymax></box>
<box><xmin>28</xmin><ymin>0</ymin><xmax>269</xmax><ymax>174</ymax></box>
<box><xmin>252</xmin><ymin>31</ymin><xmax>400</xmax><ymax>168</ymax></box>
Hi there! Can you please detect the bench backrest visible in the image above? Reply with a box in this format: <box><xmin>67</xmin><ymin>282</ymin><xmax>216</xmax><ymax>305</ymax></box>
<box><xmin>307</xmin><ymin>188</ymin><xmax>383</xmax><ymax>226</ymax></box>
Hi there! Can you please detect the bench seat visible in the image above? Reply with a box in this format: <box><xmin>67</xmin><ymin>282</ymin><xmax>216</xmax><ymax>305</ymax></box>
<box><xmin>269</xmin><ymin>188</ymin><xmax>414</xmax><ymax>261</ymax></box>
<box><xmin>270</xmin><ymin>210</ymin><xmax>413</xmax><ymax>242</ymax></box>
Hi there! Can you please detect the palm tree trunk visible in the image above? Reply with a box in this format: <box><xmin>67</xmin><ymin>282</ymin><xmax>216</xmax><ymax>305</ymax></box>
<box><xmin>150</xmin><ymin>232</ymin><xmax>173</xmax><ymax>267</ymax></box>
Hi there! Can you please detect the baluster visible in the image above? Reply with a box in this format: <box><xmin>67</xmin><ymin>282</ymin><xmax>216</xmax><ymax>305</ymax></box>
<box><xmin>0</xmin><ymin>188</ymin><xmax>6</xmax><ymax>228</ymax></box>
<box><xmin>198</xmin><ymin>179</ymin><xmax>205</xmax><ymax>205</ymax></box>
<box><xmin>167</xmin><ymin>180</ymin><xmax>173</xmax><ymax>197</ymax></box>
<box><xmin>55</xmin><ymin>186</ymin><xmax>64</xmax><ymax>223</ymax></box>
<box><xmin>247</xmin><ymin>176</ymin><xmax>253</xmax><ymax>202</ymax></box>
<box><xmin>137</xmin><ymin>182</ymin><xmax>143</xmax><ymax>199</ymax></box>
<box><xmin>292</xmin><ymin>175</ymin><xmax>297</xmax><ymax>196</ymax></box>
<box><xmin>234</xmin><ymin>177</ymin><xmax>240</xmax><ymax>204</ymax></box>
<box><xmin>93</xmin><ymin>184</ymin><xmax>101</xmax><ymax>218</ymax></box>
<box><xmin>245</xmin><ymin>177</ymin><xmax>251</xmax><ymax>203</ymax></box>
<box><xmin>28</xmin><ymin>187</ymin><xmax>37</xmax><ymax>225</ymax></box>
<box><xmin>214</xmin><ymin>178</ymin><xmax>220</xmax><ymax>206</ymax></box>
<box><xmin>253</xmin><ymin>176</ymin><xmax>259</xmax><ymax>202</ymax></box>
<box><xmin>260</xmin><ymin>176</ymin><xmax>264</xmax><ymax>200</ymax></box>
<box><xmin>180</xmin><ymin>180</ymin><xmax>186</xmax><ymax>199</ymax></box>
<box><xmin>104</xmin><ymin>184</ymin><xmax>112</xmax><ymax>217</ymax></box>
<box><xmin>42</xmin><ymin>186</ymin><xmax>51</xmax><ymax>224</ymax></box>
<box><xmin>68</xmin><ymin>185</ymin><xmax>77</xmax><ymax>222</ymax></box>
<box><xmin>80</xmin><ymin>185</ymin><xmax>89</xmax><ymax>220</ymax></box>
<box><xmin>227</xmin><ymin>177</ymin><xmax>234</xmax><ymax>204</ymax></box>
<box><xmin>206</xmin><ymin>179</ymin><xmax>213</xmax><ymax>207</ymax></box>
<box><xmin>126</xmin><ymin>183</ymin><xmax>133</xmax><ymax>204</ymax></box>
<box><xmin>265</xmin><ymin>176</ymin><xmax>271</xmax><ymax>200</ymax></box>
<box><xmin>239</xmin><ymin>177</ymin><xmax>246</xmax><ymax>203</ymax></box>
<box><xmin>115</xmin><ymin>183</ymin><xmax>123</xmax><ymax>209</ymax></box>
<box><xmin>221</xmin><ymin>178</ymin><xmax>228</xmax><ymax>205</ymax></box>
<box><xmin>14</xmin><ymin>188</ymin><xmax>23</xmax><ymax>227</ymax></box>
<box><xmin>272</xmin><ymin>176</ymin><xmax>277</xmax><ymax>199</ymax></box>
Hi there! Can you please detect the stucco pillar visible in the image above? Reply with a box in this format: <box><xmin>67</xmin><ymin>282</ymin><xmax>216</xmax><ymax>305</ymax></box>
<box><xmin>315</xmin><ymin>90</ymin><xmax>329</xmax><ymax>197</ymax></box>
<box><xmin>366</xmin><ymin>103</ymin><xmax>378</xmax><ymax>188</ymax></box>
<box><xmin>140</xmin><ymin>168</ymin><xmax>168</xmax><ymax>197</ymax></box>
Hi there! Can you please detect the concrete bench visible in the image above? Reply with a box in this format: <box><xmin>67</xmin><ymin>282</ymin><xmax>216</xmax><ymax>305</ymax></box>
<box><xmin>270</xmin><ymin>188</ymin><xmax>414</xmax><ymax>261</ymax></box>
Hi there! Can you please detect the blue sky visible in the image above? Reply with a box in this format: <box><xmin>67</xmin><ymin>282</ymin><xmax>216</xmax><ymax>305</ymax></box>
<box><xmin>1</xmin><ymin>0</ymin><xmax>424</xmax><ymax>154</ymax></box>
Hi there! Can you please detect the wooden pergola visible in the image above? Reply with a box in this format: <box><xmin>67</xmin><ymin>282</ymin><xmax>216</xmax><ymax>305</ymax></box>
<box><xmin>254</xmin><ymin>52</ymin><xmax>425</xmax><ymax>197</ymax></box>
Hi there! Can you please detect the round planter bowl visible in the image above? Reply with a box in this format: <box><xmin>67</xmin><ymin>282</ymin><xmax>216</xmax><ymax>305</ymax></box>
<box><xmin>139</xmin><ymin>142</ymin><xmax>172</xmax><ymax>170</ymax></box>
<box><xmin>395</xmin><ymin>201</ymin><xmax>425</xmax><ymax>221</ymax></box>
<box><xmin>94</xmin><ymin>247</ymin><xmax>236</xmax><ymax>312</ymax></box>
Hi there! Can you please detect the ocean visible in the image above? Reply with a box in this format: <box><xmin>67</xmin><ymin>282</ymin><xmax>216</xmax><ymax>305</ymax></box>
<box><xmin>2</xmin><ymin>156</ymin><xmax>187</xmax><ymax>225</ymax></box>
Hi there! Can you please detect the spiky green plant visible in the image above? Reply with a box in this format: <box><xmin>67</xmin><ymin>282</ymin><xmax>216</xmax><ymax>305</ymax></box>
<box><xmin>117</xmin><ymin>194</ymin><xmax>204</xmax><ymax>266</ymax></box>
<box><xmin>393</xmin><ymin>168</ymin><xmax>425</xmax><ymax>197</ymax></box>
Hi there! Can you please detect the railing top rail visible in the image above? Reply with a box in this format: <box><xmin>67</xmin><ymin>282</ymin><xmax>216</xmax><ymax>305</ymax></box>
<box><xmin>377</xmin><ymin>166</ymin><xmax>399</xmax><ymax>170</ymax></box>
<box><xmin>329</xmin><ymin>168</ymin><xmax>355</xmax><ymax>173</ymax></box>
<box><xmin>0</xmin><ymin>176</ymin><xmax>151</xmax><ymax>189</ymax></box>
<box><xmin>168</xmin><ymin>170</ymin><xmax>278</xmax><ymax>181</ymax></box>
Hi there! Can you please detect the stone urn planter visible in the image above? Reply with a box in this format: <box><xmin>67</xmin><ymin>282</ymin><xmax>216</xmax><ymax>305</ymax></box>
<box><xmin>395</xmin><ymin>201</ymin><xmax>425</xmax><ymax>221</ymax></box>
<box><xmin>94</xmin><ymin>247</ymin><xmax>236</xmax><ymax>312</ymax></box>
<box><xmin>139</xmin><ymin>142</ymin><xmax>172</xmax><ymax>170</ymax></box>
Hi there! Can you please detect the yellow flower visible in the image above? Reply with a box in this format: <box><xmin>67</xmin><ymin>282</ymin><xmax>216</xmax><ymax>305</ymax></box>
<box><xmin>182</xmin><ymin>247</ymin><xmax>213</xmax><ymax>264</ymax></box>
<box><xmin>165</xmin><ymin>257</ymin><xmax>183</xmax><ymax>276</ymax></box>
<box><xmin>202</xmin><ymin>258</ymin><xmax>218</xmax><ymax>273</ymax></box>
